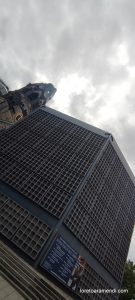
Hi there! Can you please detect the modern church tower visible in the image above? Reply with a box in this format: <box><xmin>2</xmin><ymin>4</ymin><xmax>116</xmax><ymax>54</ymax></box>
<box><xmin>0</xmin><ymin>107</ymin><xmax>135</xmax><ymax>300</ymax></box>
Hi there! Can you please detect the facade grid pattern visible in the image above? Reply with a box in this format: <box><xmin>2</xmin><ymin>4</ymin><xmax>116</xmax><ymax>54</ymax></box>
<box><xmin>65</xmin><ymin>143</ymin><xmax>135</xmax><ymax>283</ymax></box>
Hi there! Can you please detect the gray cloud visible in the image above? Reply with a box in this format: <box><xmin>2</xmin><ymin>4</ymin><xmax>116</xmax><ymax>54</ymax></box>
<box><xmin>0</xmin><ymin>0</ymin><xmax>132</xmax><ymax>86</ymax></box>
<box><xmin>69</xmin><ymin>92</ymin><xmax>88</xmax><ymax>120</ymax></box>
<box><xmin>69</xmin><ymin>91</ymin><xmax>106</xmax><ymax>124</ymax></box>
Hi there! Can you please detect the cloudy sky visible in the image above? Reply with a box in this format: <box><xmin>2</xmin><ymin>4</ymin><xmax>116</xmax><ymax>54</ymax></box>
<box><xmin>0</xmin><ymin>0</ymin><xmax>135</xmax><ymax>261</ymax></box>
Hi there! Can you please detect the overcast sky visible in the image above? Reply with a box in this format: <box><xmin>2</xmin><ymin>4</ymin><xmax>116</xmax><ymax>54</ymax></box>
<box><xmin>0</xmin><ymin>0</ymin><xmax>135</xmax><ymax>262</ymax></box>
